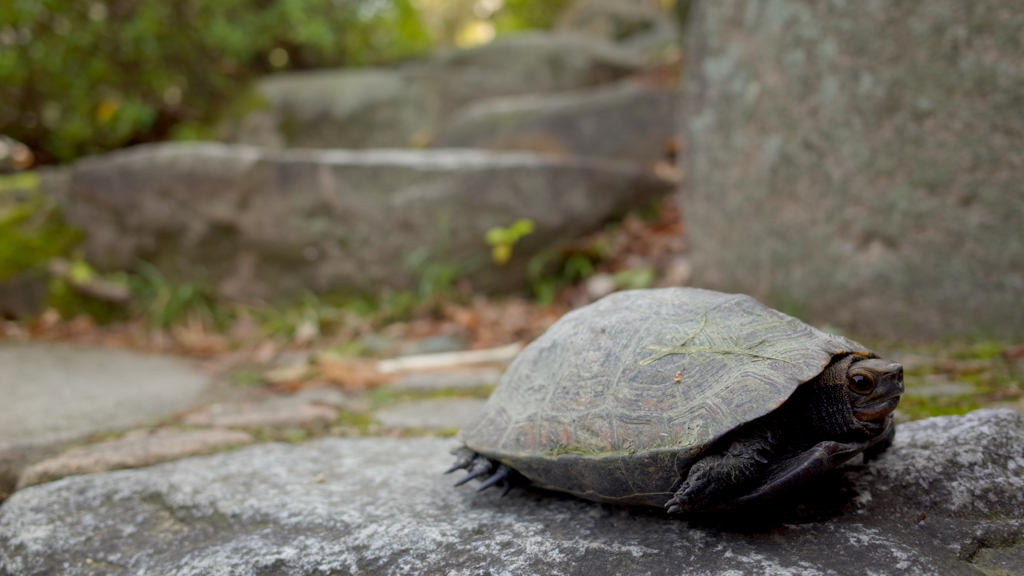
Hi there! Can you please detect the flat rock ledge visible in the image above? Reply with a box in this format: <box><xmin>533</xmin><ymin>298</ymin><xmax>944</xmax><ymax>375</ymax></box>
<box><xmin>15</xmin><ymin>428</ymin><xmax>254</xmax><ymax>490</ymax></box>
<box><xmin>2</xmin><ymin>409</ymin><xmax>1023</xmax><ymax>575</ymax></box>
<box><xmin>61</xmin><ymin>143</ymin><xmax>673</xmax><ymax>301</ymax></box>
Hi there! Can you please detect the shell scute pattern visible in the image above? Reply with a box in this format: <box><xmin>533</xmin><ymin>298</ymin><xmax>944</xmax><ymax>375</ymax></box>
<box><xmin>462</xmin><ymin>288</ymin><xmax>868</xmax><ymax>463</ymax></box>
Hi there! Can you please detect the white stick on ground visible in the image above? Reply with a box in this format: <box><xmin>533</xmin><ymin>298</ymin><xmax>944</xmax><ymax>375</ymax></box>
<box><xmin>377</xmin><ymin>342</ymin><xmax>524</xmax><ymax>373</ymax></box>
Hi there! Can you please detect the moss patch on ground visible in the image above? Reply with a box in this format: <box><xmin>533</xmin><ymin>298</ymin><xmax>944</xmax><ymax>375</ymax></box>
<box><xmin>874</xmin><ymin>341</ymin><xmax>1023</xmax><ymax>420</ymax></box>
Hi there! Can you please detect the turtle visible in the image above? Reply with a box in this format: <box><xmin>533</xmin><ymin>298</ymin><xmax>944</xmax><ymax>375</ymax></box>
<box><xmin>446</xmin><ymin>287</ymin><xmax>904</xmax><ymax>513</ymax></box>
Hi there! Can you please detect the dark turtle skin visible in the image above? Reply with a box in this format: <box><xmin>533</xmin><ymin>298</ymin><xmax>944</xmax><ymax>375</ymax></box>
<box><xmin>447</xmin><ymin>288</ymin><xmax>904</xmax><ymax>513</ymax></box>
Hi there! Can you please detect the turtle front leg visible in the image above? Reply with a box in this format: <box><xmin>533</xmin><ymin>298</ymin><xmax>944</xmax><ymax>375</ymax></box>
<box><xmin>666</xmin><ymin>426</ymin><xmax>779</xmax><ymax>514</ymax></box>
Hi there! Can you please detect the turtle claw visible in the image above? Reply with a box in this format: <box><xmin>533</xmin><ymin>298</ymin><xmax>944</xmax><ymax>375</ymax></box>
<box><xmin>666</xmin><ymin>504</ymin><xmax>682</xmax><ymax>515</ymax></box>
<box><xmin>445</xmin><ymin>446</ymin><xmax>476</xmax><ymax>474</ymax></box>
<box><xmin>454</xmin><ymin>469</ymin><xmax>484</xmax><ymax>486</ymax></box>
<box><xmin>447</xmin><ymin>449</ymin><xmax>524</xmax><ymax>497</ymax></box>
<box><xmin>477</xmin><ymin>464</ymin><xmax>510</xmax><ymax>492</ymax></box>
<box><xmin>452</xmin><ymin>453</ymin><xmax>496</xmax><ymax>487</ymax></box>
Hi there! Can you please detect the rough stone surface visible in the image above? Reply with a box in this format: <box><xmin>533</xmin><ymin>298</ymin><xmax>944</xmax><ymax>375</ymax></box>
<box><xmin>433</xmin><ymin>79</ymin><xmax>676</xmax><ymax>166</ymax></box>
<box><xmin>683</xmin><ymin>1</ymin><xmax>1024</xmax><ymax>340</ymax></box>
<box><xmin>373</xmin><ymin>398</ymin><xmax>488</xmax><ymax>430</ymax></box>
<box><xmin>1</xmin><ymin>409</ymin><xmax>1021</xmax><ymax>575</ymax></box>
<box><xmin>556</xmin><ymin>0</ymin><xmax>680</xmax><ymax>60</ymax></box>
<box><xmin>64</xmin><ymin>143</ymin><xmax>672</xmax><ymax>300</ymax></box>
<box><xmin>227</xmin><ymin>69</ymin><xmax>430</xmax><ymax>150</ymax></box>
<box><xmin>16</xmin><ymin>428</ymin><xmax>254</xmax><ymax>490</ymax></box>
<box><xmin>390</xmin><ymin>368</ymin><xmax>502</xmax><ymax>390</ymax></box>
<box><xmin>228</xmin><ymin>33</ymin><xmax>642</xmax><ymax>150</ymax></box>
<box><xmin>412</xmin><ymin>33</ymin><xmax>642</xmax><ymax>121</ymax></box>
<box><xmin>0</xmin><ymin>273</ymin><xmax>47</xmax><ymax>320</ymax></box>
<box><xmin>181</xmin><ymin>397</ymin><xmax>338</xmax><ymax>430</ymax></box>
<box><xmin>0</xmin><ymin>342</ymin><xmax>210</xmax><ymax>451</ymax></box>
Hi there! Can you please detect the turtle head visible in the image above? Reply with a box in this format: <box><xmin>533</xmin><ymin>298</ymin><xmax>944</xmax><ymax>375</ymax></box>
<box><xmin>845</xmin><ymin>358</ymin><xmax>904</xmax><ymax>422</ymax></box>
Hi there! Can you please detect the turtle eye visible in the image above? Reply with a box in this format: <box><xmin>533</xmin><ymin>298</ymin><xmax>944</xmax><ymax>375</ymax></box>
<box><xmin>849</xmin><ymin>374</ymin><xmax>875</xmax><ymax>395</ymax></box>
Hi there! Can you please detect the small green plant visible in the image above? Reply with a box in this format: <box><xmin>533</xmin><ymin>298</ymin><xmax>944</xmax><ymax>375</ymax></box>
<box><xmin>613</xmin><ymin>267</ymin><xmax>657</xmax><ymax>291</ymax></box>
<box><xmin>527</xmin><ymin>248</ymin><xmax>599</xmax><ymax>305</ymax></box>
<box><xmin>485</xmin><ymin>218</ymin><xmax>535</xmax><ymax>265</ymax></box>
<box><xmin>129</xmin><ymin>262</ymin><xmax>225</xmax><ymax>329</ymax></box>
<box><xmin>229</xmin><ymin>369</ymin><xmax>266</xmax><ymax>387</ymax></box>
<box><xmin>417</xmin><ymin>261</ymin><xmax>463</xmax><ymax>298</ymax></box>
<box><xmin>0</xmin><ymin>173</ymin><xmax>82</xmax><ymax>281</ymax></box>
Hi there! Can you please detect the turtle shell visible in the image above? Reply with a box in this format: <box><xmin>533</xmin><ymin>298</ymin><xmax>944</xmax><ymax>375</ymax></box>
<box><xmin>459</xmin><ymin>287</ymin><xmax>872</xmax><ymax>506</ymax></box>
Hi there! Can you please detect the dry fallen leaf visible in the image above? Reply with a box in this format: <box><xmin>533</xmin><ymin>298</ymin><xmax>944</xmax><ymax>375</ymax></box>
<box><xmin>317</xmin><ymin>356</ymin><xmax>390</xmax><ymax>391</ymax></box>
<box><xmin>264</xmin><ymin>362</ymin><xmax>309</xmax><ymax>385</ymax></box>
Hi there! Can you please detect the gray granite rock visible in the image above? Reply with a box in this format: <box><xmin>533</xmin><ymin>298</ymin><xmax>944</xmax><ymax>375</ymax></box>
<box><xmin>556</xmin><ymin>0</ymin><xmax>680</xmax><ymax>61</ymax></box>
<box><xmin>0</xmin><ymin>342</ymin><xmax>212</xmax><ymax>498</ymax></box>
<box><xmin>228</xmin><ymin>33</ymin><xmax>642</xmax><ymax>150</ymax></box>
<box><xmin>0</xmin><ymin>273</ymin><xmax>47</xmax><ymax>320</ymax></box>
<box><xmin>0</xmin><ymin>342</ymin><xmax>210</xmax><ymax>451</ymax></box>
<box><xmin>1</xmin><ymin>409</ymin><xmax>1022</xmax><ymax>575</ymax></box>
<box><xmin>227</xmin><ymin>69</ymin><xmax>430</xmax><ymax>150</ymax></box>
<box><xmin>373</xmin><ymin>398</ymin><xmax>487</xmax><ymax>430</ymax></box>
<box><xmin>64</xmin><ymin>143</ymin><xmax>672</xmax><ymax>301</ymax></box>
<box><xmin>682</xmin><ymin>0</ymin><xmax>1024</xmax><ymax>340</ymax></box>
<box><xmin>181</xmin><ymin>397</ymin><xmax>338</xmax><ymax>430</ymax></box>
<box><xmin>433</xmin><ymin>79</ymin><xmax>676</xmax><ymax>166</ymax></box>
<box><xmin>16</xmin><ymin>428</ymin><xmax>254</xmax><ymax>490</ymax></box>
<box><xmin>390</xmin><ymin>368</ymin><xmax>502</xmax><ymax>390</ymax></box>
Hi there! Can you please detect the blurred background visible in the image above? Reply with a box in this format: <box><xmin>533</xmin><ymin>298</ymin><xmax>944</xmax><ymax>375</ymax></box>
<box><xmin>1</xmin><ymin>0</ymin><xmax>1022</xmax><ymax>501</ymax></box>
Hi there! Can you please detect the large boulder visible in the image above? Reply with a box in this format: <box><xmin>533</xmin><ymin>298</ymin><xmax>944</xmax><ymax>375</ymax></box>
<box><xmin>682</xmin><ymin>1</ymin><xmax>1024</xmax><ymax>340</ymax></box>
<box><xmin>433</xmin><ymin>79</ymin><xmax>676</xmax><ymax>166</ymax></box>
<box><xmin>556</xmin><ymin>0</ymin><xmax>680</xmax><ymax>60</ymax></box>
<box><xmin>61</xmin><ymin>143</ymin><xmax>672</xmax><ymax>301</ymax></box>
<box><xmin>228</xmin><ymin>33</ymin><xmax>643</xmax><ymax>150</ymax></box>
<box><xmin>1</xmin><ymin>409</ymin><xmax>1022</xmax><ymax>575</ymax></box>
<box><xmin>227</xmin><ymin>69</ymin><xmax>432</xmax><ymax>150</ymax></box>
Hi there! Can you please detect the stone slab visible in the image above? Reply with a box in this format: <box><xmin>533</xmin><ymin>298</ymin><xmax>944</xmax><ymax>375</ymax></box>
<box><xmin>1</xmin><ymin>410</ymin><xmax>1021</xmax><ymax>575</ymax></box>
<box><xmin>228</xmin><ymin>33</ymin><xmax>643</xmax><ymax>150</ymax></box>
<box><xmin>389</xmin><ymin>368</ymin><xmax>502</xmax><ymax>390</ymax></box>
<box><xmin>373</xmin><ymin>398</ymin><xmax>487</xmax><ymax>430</ymax></box>
<box><xmin>181</xmin><ymin>398</ymin><xmax>338</xmax><ymax>430</ymax></box>
<box><xmin>0</xmin><ymin>342</ymin><xmax>210</xmax><ymax>451</ymax></box>
<box><xmin>64</xmin><ymin>143</ymin><xmax>673</xmax><ymax>301</ymax></box>
<box><xmin>16</xmin><ymin>428</ymin><xmax>254</xmax><ymax>490</ymax></box>
<box><xmin>434</xmin><ymin>79</ymin><xmax>676</xmax><ymax>166</ymax></box>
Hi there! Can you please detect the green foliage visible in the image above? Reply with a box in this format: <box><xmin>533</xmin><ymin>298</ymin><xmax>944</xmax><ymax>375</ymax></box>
<box><xmin>0</xmin><ymin>172</ymin><xmax>81</xmax><ymax>280</ymax></box>
<box><xmin>528</xmin><ymin>249</ymin><xmax>598</xmax><ymax>305</ymax></box>
<box><xmin>880</xmin><ymin>340</ymin><xmax>1022</xmax><ymax>421</ymax></box>
<box><xmin>229</xmin><ymin>369</ymin><xmax>266</xmax><ymax>387</ymax></box>
<box><xmin>0</xmin><ymin>0</ymin><xmax>431</xmax><ymax>163</ymax></box>
<box><xmin>485</xmin><ymin>218</ymin><xmax>534</xmax><ymax>265</ymax></box>
<box><xmin>613</xmin><ymin>267</ymin><xmax>656</xmax><ymax>291</ymax></box>
<box><xmin>404</xmin><ymin>246</ymin><xmax>469</xmax><ymax>299</ymax></box>
<box><xmin>129</xmin><ymin>262</ymin><xmax>225</xmax><ymax>329</ymax></box>
<box><xmin>492</xmin><ymin>0</ymin><xmax>573</xmax><ymax>33</ymax></box>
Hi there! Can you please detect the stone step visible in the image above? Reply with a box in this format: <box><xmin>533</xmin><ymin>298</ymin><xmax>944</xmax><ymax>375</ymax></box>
<box><xmin>226</xmin><ymin>32</ymin><xmax>645</xmax><ymax>150</ymax></box>
<box><xmin>1</xmin><ymin>410</ymin><xmax>1021</xmax><ymax>575</ymax></box>
<box><xmin>61</xmin><ymin>143</ymin><xmax>674</xmax><ymax>301</ymax></box>
<box><xmin>433</xmin><ymin>79</ymin><xmax>676</xmax><ymax>167</ymax></box>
